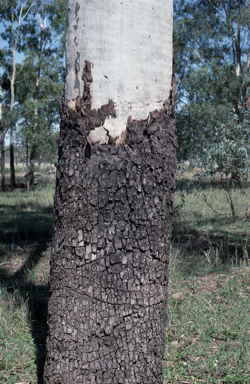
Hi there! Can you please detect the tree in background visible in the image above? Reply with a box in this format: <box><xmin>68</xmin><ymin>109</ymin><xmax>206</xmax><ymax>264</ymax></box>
<box><xmin>16</xmin><ymin>0</ymin><xmax>65</xmax><ymax>189</ymax></box>
<box><xmin>0</xmin><ymin>0</ymin><xmax>35</xmax><ymax>190</ymax></box>
<box><xmin>0</xmin><ymin>66</ymin><xmax>19</xmax><ymax>191</ymax></box>
<box><xmin>195</xmin><ymin>113</ymin><xmax>250</xmax><ymax>221</ymax></box>
<box><xmin>43</xmin><ymin>0</ymin><xmax>177</xmax><ymax>383</ymax></box>
<box><xmin>0</xmin><ymin>0</ymin><xmax>66</xmax><ymax>190</ymax></box>
<box><xmin>174</xmin><ymin>0</ymin><xmax>250</xmax><ymax>163</ymax></box>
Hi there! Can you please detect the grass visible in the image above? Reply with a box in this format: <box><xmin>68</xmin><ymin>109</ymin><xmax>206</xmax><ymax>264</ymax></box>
<box><xmin>0</xmin><ymin>168</ymin><xmax>54</xmax><ymax>384</ymax></box>
<box><xmin>0</xmin><ymin>176</ymin><xmax>55</xmax><ymax>245</ymax></box>
<box><xmin>174</xmin><ymin>166</ymin><xmax>250</xmax><ymax>260</ymax></box>
<box><xmin>0</xmin><ymin>288</ymin><xmax>37</xmax><ymax>384</ymax></box>
<box><xmin>165</xmin><ymin>246</ymin><xmax>250</xmax><ymax>383</ymax></box>
<box><xmin>3</xmin><ymin>164</ymin><xmax>54</xmax><ymax>175</ymax></box>
<box><xmin>0</xmin><ymin>166</ymin><xmax>249</xmax><ymax>383</ymax></box>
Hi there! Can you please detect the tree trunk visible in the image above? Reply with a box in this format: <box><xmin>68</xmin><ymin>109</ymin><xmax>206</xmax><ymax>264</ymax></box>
<box><xmin>26</xmin><ymin>138</ymin><xmax>30</xmax><ymax>191</ymax></box>
<box><xmin>10</xmin><ymin>6</ymin><xmax>16</xmax><ymax>191</ymax></box>
<box><xmin>29</xmin><ymin>148</ymin><xmax>35</xmax><ymax>189</ymax></box>
<box><xmin>10</xmin><ymin>92</ymin><xmax>15</xmax><ymax>191</ymax></box>
<box><xmin>0</xmin><ymin>80</ymin><xmax>5</xmax><ymax>192</ymax></box>
<box><xmin>44</xmin><ymin>1</ymin><xmax>176</xmax><ymax>383</ymax></box>
<box><xmin>0</xmin><ymin>124</ymin><xmax>5</xmax><ymax>192</ymax></box>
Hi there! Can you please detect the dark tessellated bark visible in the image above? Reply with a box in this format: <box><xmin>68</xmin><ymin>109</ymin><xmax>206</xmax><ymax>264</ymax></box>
<box><xmin>43</xmin><ymin>61</ymin><xmax>177</xmax><ymax>383</ymax></box>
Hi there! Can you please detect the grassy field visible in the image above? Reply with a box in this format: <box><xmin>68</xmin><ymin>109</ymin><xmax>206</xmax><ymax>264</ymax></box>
<box><xmin>0</xmin><ymin>167</ymin><xmax>249</xmax><ymax>383</ymax></box>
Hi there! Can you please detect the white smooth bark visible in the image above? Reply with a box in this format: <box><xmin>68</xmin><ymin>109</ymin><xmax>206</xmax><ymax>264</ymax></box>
<box><xmin>65</xmin><ymin>0</ymin><xmax>173</xmax><ymax>143</ymax></box>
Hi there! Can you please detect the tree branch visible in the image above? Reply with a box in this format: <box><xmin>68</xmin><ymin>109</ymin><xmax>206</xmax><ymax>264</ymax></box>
<box><xmin>14</xmin><ymin>74</ymin><xmax>32</xmax><ymax>85</ymax></box>
<box><xmin>37</xmin><ymin>98</ymin><xmax>57</xmax><ymax>102</ymax></box>
<box><xmin>0</xmin><ymin>63</ymin><xmax>10</xmax><ymax>80</ymax></box>
<box><xmin>14</xmin><ymin>0</ymin><xmax>35</xmax><ymax>52</ymax></box>
<box><xmin>246</xmin><ymin>47</ymin><xmax>250</xmax><ymax>70</ymax></box>
<box><xmin>202</xmin><ymin>193</ymin><xmax>227</xmax><ymax>216</ymax></box>
<box><xmin>45</xmin><ymin>33</ymin><xmax>64</xmax><ymax>52</ymax></box>
<box><xmin>208</xmin><ymin>0</ymin><xmax>224</xmax><ymax>20</ymax></box>
<box><xmin>20</xmin><ymin>0</ymin><xmax>35</xmax><ymax>24</ymax></box>
<box><xmin>193</xmin><ymin>49</ymin><xmax>207</xmax><ymax>67</ymax></box>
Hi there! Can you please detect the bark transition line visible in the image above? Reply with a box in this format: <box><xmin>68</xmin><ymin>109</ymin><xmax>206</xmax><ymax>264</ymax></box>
<box><xmin>43</xmin><ymin>61</ymin><xmax>178</xmax><ymax>384</ymax></box>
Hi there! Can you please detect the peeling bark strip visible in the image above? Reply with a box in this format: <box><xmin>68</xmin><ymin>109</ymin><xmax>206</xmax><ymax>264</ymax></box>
<box><xmin>43</xmin><ymin>77</ymin><xmax>177</xmax><ymax>383</ymax></box>
<box><xmin>74</xmin><ymin>60</ymin><xmax>122</xmax><ymax>145</ymax></box>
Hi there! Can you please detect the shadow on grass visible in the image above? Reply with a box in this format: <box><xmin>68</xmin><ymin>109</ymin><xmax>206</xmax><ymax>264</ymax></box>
<box><xmin>0</xmin><ymin>202</ymin><xmax>52</xmax><ymax>383</ymax></box>
<box><xmin>172</xmin><ymin>214</ymin><xmax>250</xmax><ymax>263</ymax></box>
<box><xmin>0</xmin><ymin>203</ymin><xmax>53</xmax><ymax>246</ymax></box>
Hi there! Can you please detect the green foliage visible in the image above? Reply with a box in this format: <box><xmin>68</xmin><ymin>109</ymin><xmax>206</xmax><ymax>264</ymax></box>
<box><xmin>190</xmin><ymin>114</ymin><xmax>250</xmax><ymax>221</ymax></box>
<box><xmin>174</xmin><ymin>0</ymin><xmax>250</xmax><ymax>161</ymax></box>
<box><xmin>197</xmin><ymin>114</ymin><xmax>250</xmax><ymax>181</ymax></box>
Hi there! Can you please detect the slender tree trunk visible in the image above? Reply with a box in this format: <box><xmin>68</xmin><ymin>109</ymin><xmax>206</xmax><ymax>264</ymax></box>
<box><xmin>44</xmin><ymin>1</ymin><xmax>176</xmax><ymax>383</ymax></box>
<box><xmin>10</xmin><ymin>78</ymin><xmax>15</xmax><ymax>190</ymax></box>
<box><xmin>29</xmin><ymin>148</ymin><xmax>35</xmax><ymax>189</ymax></box>
<box><xmin>26</xmin><ymin>138</ymin><xmax>30</xmax><ymax>191</ymax></box>
<box><xmin>10</xmin><ymin>7</ymin><xmax>16</xmax><ymax>191</ymax></box>
<box><xmin>0</xmin><ymin>79</ymin><xmax>5</xmax><ymax>192</ymax></box>
<box><xmin>0</xmin><ymin>126</ymin><xmax>5</xmax><ymax>192</ymax></box>
<box><xmin>29</xmin><ymin>77</ymin><xmax>39</xmax><ymax>191</ymax></box>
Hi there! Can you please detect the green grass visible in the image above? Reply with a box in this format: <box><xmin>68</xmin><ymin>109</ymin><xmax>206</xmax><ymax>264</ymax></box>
<box><xmin>174</xmin><ymin>167</ymin><xmax>250</xmax><ymax>261</ymax></box>
<box><xmin>164</xmin><ymin>246</ymin><xmax>250</xmax><ymax>383</ymax></box>
<box><xmin>0</xmin><ymin>168</ymin><xmax>249</xmax><ymax>383</ymax></box>
<box><xmin>0</xmin><ymin>287</ymin><xmax>37</xmax><ymax>384</ymax></box>
<box><xmin>0</xmin><ymin>177</ymin><xmax>55</xmax><ymax>245</ymax></box>
<box><xmin>174</xmin><ymin>185</ymin><xmax>249</xmax><ymax>236</ymax></box>
<box><xmin>0</xmin><ymin>170</ymin><xmax>53</xmax><ymax>383</ymax></box>
<box><xmin>3</xmin><ymin>164</ymin><xmax>54</xmax><ymax>175</ymax></box>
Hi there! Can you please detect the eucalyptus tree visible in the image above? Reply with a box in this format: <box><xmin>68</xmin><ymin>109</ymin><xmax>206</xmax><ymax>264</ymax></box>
<box><xmin>44</xmin><ymin>0</ymin><xmax>177</xmax><ymax>383</ymax></box>
<box><xmin>0</xmin><ymin>66</ymin><xmax>18</xmax><ymax>192</ymax></box>
<box><xmin>0</xmin><ymin>0</ymin><xmax>35</xmax><ymax>190</ymax></box>
<box><xmin>16</xmin><ymin>0</ymin><xmax>65</xmax><ymax>189</ymax></box>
